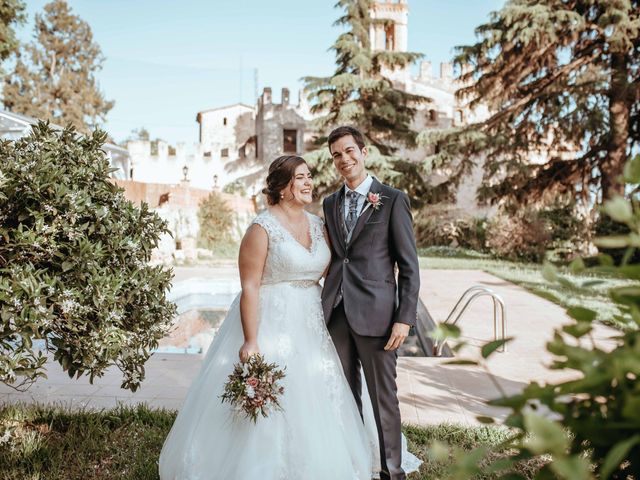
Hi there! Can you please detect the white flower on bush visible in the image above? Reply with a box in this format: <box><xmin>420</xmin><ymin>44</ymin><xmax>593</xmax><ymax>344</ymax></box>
<box><xmin>34</xmin><ymin>298</ymin><xmax>47</xmax><ymax>315</ymax></box>
<box><xmin>60</xmin><ymin>298</ymin><xmax>80</xmax><ymax>314</ymax></box>
<box><xmin>125</xmin><ymin>239</ymin><xmax>138</xmax><ymax>251</ymax></box>
<box><xmin>0</xmin><ymin>428</ymin><xmax>12</xmax><ymax>445</ymax></box>
<box><xmin>106</xmin><ymin>311</ymin><xmax>123</xmax><ymax>323</ymax></box>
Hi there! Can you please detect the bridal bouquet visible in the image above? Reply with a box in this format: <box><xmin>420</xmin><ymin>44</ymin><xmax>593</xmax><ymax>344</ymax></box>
<box><xmin>220</xmin><ymin>354</ymin><xmax>286</xmax><ymax>423</ymax></box>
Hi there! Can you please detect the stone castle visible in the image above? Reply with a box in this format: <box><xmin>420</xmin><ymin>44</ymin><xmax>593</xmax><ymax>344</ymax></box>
<box><xmin>124</xmin><ymin>0</ymin><xmax>490</xmax><ymax>214</ymax></box>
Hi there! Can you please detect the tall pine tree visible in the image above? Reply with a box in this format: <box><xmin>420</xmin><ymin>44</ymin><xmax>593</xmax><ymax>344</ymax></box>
<box><xmin>0</xmin><ymin>0</ymin><xmax>25</xmax><ymax>69</ymax></box>
<box><xmin>4</xmin><ymin>0</ymin><xmax>113</xmax><ymax>133</ymax></box>
<box><xmin>303</xmin><ymin>0</ymin><xmax>428</xmax><ymax>197</ymax></box>
<box><xmin>419</xmin><ymin>0</ymin><xmax>640</xmax><ymax>207</ymax></box>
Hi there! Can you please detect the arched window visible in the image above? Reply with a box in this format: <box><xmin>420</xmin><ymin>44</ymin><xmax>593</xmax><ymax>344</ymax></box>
<box><xmin>428</xmin><ymin>109</ymin><xmax>437</xmax><ymax>122</ymax></box>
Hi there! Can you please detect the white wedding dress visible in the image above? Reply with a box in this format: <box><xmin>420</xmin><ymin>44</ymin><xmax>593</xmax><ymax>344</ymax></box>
<box><xmin>159</xmin><ymin>210</ymin><xmax>421</xmax><ymax>479</ymax></box>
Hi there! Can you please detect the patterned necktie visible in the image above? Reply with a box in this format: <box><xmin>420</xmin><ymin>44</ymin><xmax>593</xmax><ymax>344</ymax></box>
<box><xmin>345</xmin><ymin>190</ymin><xmax>359</xmax><ymax>233</ymax></box>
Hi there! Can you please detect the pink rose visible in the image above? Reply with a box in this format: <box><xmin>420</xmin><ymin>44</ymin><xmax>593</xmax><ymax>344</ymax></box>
<box><xmin>246</xmin><ymin>377</ymin><xmax>259</xmax><ymax>388</ymax></box>
<box><xmin>367</xmin><ymin>192</ymin><xmax>384</xmax><ymax>210</ymax></box>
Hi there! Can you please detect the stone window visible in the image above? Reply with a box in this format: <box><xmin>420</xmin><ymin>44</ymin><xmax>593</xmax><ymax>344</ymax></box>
<box><xmin>221</xmin><ymin>148</ymin><xmax>229</xmax><ymax>158</ymax></box>
<box><xmin>283</xmin><ymin>129</ymin><xmax>297</xmax><ymax>153</ymax></box>
<box><xmin>428</xmin><ymin>109</ymin><xmax>437</xmax><ymax>122</ymax></box>
<box><xmin>456</xmin><ymin>110</ymin><xmax>464</xmax><ymax>123</ymax></box>
<box><xmin>204</xmin><ymin>151</ymin><xmax>211</xmax><ymax>158</ymax></box>
<box><xmin>223</xmin><ymin>117</ymin><xmax>228</xmax><ymax>126</ymax></box>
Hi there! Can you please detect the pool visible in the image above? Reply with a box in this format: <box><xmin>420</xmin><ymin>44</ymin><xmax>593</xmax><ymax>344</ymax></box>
<box><xmin>160</xmin><ymin>278</ymin><xmax>451</xmax><ymax>357</ymax></box>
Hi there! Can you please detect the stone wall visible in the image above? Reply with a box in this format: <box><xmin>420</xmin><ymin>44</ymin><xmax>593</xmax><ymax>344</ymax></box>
<box><xmin>112</xmin><ymin>179</ymin><xmax>257</xmax><ymax>262</ymax></box>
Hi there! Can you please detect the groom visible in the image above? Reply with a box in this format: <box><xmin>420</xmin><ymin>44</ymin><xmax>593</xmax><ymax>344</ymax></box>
<box><xmin>322</xmin><ymin>126</ymin><xmax>420</xmax><ymax>480</ymax></box>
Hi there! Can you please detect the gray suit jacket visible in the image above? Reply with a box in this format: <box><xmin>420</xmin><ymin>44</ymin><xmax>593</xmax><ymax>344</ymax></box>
<box><xmin>321</xmin><ymin>178</ymin><xmax>420</xmax><ymax>337</ymax></box>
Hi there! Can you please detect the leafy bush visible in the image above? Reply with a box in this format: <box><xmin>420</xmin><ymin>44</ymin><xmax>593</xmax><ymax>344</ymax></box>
<box><xmin>539</xmin><ymin>201</ymin><xmax>591</xmax><ymax>261</ymax></box>
<box><xmin>416</xmin><ymin>201</ymin><xmax>586</xmax><ymax>263</ymax></box>
<box><xmin>414</xmin><ymin>214</ymin><xmax>488</xmax><ymax>252</ymax></box>
<box><xmin>593</xmin><ymin>214</ymin><xmax>640</xmax><ymax>265</ymax></box>
<box><xmin>485</xmin><ymin>209</ymin><xmax>551</xmax><ymax>262</ymax></box>
<box><xmin>0</xmin><ymin>123</ymin><xmax>176</xmax><ymax>392</ymax></box>
<box><xmin>435</xmin><ymin>156</ymin><xmax>640</xmax><ymax>479</ymax></box>
<box><xmin>222</xmin><ymin>180</ymin><xmax>247</xmax><ymax>197</ymax></box>
<box><xmin>197</xmin><ymin>191</ymin><xmax>234</xmax><ymax>249</ymax></box>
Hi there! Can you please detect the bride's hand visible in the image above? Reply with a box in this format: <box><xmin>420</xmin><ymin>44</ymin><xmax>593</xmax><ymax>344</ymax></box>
<box><xmin>239</xmin><ymin>341</ymin><xmax>260</xmax><ymax>362</ymax></box>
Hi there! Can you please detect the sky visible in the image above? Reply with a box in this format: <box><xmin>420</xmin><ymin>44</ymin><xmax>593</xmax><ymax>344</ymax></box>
<box><xmin>18</xmin><ymin>0</ymin><xmax>504</xmax><ymax>145</ymax></box>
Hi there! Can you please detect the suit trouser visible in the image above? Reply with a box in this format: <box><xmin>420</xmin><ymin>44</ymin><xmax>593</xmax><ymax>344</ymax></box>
<box><xmin>328</xmin><ymin>301</ymin><xmax>405</xmax><ymax>480</ymax></box>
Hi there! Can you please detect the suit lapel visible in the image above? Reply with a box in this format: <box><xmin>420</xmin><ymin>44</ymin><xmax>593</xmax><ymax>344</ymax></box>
<box><xmin>347</xmin><ymin>177</ymin><xmax>382</xmax><ymax>247</ymax></box>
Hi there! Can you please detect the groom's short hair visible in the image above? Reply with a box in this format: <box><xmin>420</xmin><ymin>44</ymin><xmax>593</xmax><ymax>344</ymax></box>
<box><xmin>328</xmin><ymin>126</ymin><xmax>366</xmax><ymax>152</ymax></box>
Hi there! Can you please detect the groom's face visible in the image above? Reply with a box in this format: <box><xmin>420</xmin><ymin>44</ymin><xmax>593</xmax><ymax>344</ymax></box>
<box><xmin>330</xmin><ymin>135</ymin><xmax>367</xmax><ymax>185</ymax></box>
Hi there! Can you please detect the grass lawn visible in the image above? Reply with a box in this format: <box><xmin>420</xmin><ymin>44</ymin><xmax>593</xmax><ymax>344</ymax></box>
<box><xmin>418</xmin><ymin>247</ymin><xmax>631</xmax><ymax>330</ymax></box>
<box><xmin>0</xmin><ymin>403</ymin><xmax>542</xmax><ymax>480</ymax></box>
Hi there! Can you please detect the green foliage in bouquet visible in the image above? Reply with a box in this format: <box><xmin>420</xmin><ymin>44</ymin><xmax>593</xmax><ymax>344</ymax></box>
<box><xmin>0</xmin><ymin>122</ymin><xmax>176</xmax><ymax>392</ymax></box>
<box><xmin>221</xmin><ymin>354</ymin><xmax>286</xmax><ymax>424</ymax></box>
<box><xmin>433</xmin><ymin>156</ymin><xmax>640</xmax><ymax>479</ymax></box>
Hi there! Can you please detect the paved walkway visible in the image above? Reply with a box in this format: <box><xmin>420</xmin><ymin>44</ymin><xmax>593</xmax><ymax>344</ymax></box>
<box><xmin>0</xmin><ymin>267</ymin><xmax>618</xmax><ymax>426</ymax></box>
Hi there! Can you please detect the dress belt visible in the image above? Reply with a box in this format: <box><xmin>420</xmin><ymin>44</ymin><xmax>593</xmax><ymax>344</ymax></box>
<box><xmin>261</xmin><ymin>280</ymin><xmax>319</xmax><ymax>288</ymax></box>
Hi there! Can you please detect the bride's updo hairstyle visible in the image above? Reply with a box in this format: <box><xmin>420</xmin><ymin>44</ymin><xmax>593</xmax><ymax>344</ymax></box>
<box><xmin>262</xmin><ymin>155</ymin><xmax>307</xmax><ymax>205</ymax></box>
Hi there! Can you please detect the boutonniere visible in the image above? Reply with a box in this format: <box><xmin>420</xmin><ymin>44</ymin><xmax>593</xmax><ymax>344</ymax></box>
<box><xmin>367</xmin><ymin>191</ymin><xmax>384</xmax><ymax>210</ymax></box>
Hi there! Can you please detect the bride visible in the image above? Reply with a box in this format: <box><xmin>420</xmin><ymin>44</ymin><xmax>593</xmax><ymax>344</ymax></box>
<box><xmin>159</xmin><ymin>156</ymin><xmax>420</xmax><ymax>479</ymax></box>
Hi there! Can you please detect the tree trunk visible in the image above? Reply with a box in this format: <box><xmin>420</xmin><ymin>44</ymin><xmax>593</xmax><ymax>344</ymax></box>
<box><xmin>602</xmin><ymin>52</ymin><xmax>630</xmax><ymax>201</ymax></box>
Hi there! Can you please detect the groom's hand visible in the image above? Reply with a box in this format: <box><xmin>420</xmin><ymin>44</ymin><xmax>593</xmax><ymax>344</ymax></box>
<box><xmin>384</xmin><ymin>323</ymin><xmax>411</xmax><ymax>351</ymax></box>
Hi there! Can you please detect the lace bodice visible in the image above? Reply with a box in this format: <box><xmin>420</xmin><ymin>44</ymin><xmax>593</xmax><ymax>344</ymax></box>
<box><xmin>251</xmin><ymin>210</ymin><xmax>330</xmax><ymax>286</ymax></box>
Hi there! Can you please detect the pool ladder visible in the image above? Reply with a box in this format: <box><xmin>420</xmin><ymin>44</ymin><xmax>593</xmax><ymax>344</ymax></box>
<box><xmin>432</xmin><ymin>285</ymin><xmax>507</xmax><ymax>357</ymax></box>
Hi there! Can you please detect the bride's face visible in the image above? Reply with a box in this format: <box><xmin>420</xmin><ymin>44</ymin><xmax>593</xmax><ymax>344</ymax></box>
<box><xmin>282</xmin><ymin>163</ymin><xmax>313</xmax><ymax>205</ymax></box>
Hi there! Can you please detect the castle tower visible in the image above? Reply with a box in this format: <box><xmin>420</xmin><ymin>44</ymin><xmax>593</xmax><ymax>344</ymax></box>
<box><xmin>369</xmin><ymin>0</ymin><xmax>408</xmax><ymax>53</ymax></box>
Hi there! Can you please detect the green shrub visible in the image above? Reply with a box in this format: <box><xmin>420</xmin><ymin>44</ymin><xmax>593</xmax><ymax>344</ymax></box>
<box><xmin>414</xmin><ymin>213</ymin><xmax>488</xmax><ymax>252</ymax></box>
<box><xmin>197</xmin><ymin>191</ymin><xmax>234</xmax><ymax>249</ymax></box>
<box><xmin>222</xmin><ymin>180</ymin><xmax>247</xmax><ymax>197</ymax></box>
<box><xmin>0</xmin><ymin>123</ymin><xmax>176</xmax><ymax>392</ymax></box>
<box><xmin>539</xmin><ymin>201</ymin><xmax>591</xmax><ymax>261</ymax></box>
<box><xmin>485</xmin><ymin>209</ymin><xmax>551</xmax><ymax>262</ymax></box>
